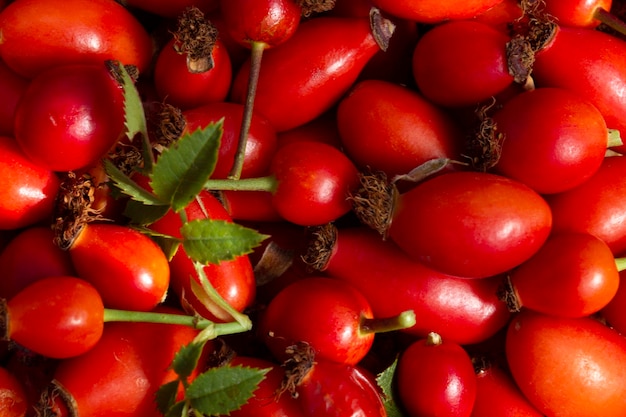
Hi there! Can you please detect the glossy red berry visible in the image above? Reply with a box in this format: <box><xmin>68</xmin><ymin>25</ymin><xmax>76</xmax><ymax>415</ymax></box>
<box><xmin>0</xmin><ymin>136</ymin><xmax>60</xmax><ymax>230</ymax></box>
<box><xmin>5</xmin><ymin>276</ymin><xmax>104</xmax><ymax>359</ymax></box>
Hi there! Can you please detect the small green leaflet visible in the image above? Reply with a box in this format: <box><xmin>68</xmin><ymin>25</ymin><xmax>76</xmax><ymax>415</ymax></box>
<box><xmin>163</xmin><ymin>401</ymin><xmax>186</xmax><ymax>417</ymax></box>
<box><xmin>171</xmin><ymin>340</ymin><xmax>208</xmax><ymax>382</ymax></box>
<box><xmin>376</xmin><ymin>357</ymin><xmax>406</xmax><ymax>417</ymax></box>
<box><xmin>112</xmin><ymin>60</ymin><xmax>153</xmax><ymax>173</ymax></box>
<box><xmin>132</xmin><ymin>226</ymin><xmax>182</xmax><ymax>261</ymax></box>
<box><xmin>150</xmin><ymin>123</ymin><xmax>223</xmax><ymax>213</ymax></box>
<box><xmin>155</xmin><ymin>380</ymin><xmax>181</xmax><ymax>416</ymax></box>
<box><xmin>122</xmin><ymin>199</ymin><xmax>172</xmax><ymax>227</ymax></box>
<box><xmin>104</xmin><ymin>159</ymin><xmax>171</xmax><ymax>225</ymax></box>
<box><xmin>114</xmin><ymin>61</ymin><xmax>149</xmax><ymax>144</ymax></box>
<box><xmin>103</xmin><ymin>159</ymin><xmax>165</xmax><ymax>206</ymax></box>
<box><xmin>185</xmin><ymin>365</ymin><xmax>270</xmax><ymax>416</ymax></box>
<box><xmin>181</xmin><ymin>219</ymin><xmax>268</xmax><ymax>265</ymax></box>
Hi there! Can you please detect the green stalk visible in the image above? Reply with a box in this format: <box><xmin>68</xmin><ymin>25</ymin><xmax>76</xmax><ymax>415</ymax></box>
<box><xmin>359</xmin><ymin>310</ymin><xmax>416</xmax><ymax>336</ymax></box>
<box><xmin>192</xmin><ymin>261</ymin><xmax>253</xmax><ymax>330</ymax></box>
<box><xmin>102</xmin><ymin>308</ymin><xmax>249</xmax><ymax>338</ymax></box>
<box><xmin>608</xmin><ymin>128</ymin><xmax>623</xmax><ymax>149</ymax></box>
<box><xmin>594</xmin><ymin>7</ymin><xmax>626</xmax><ymax>38</ymax></box>
<box><xmin>204</xmin><ymin>175</ymin><xmax>278</xmax><ymax>192</ymax></box>
<box><xmin>228</xmin><ymin>41</ymin><xmax>267</xmax><ymax>180</ymax></box>
<box><xmin>425</xmin><ymin>331</ymin><xmax>443</xmax><ymax>346</ymax></box>
<box><xmin>615</xmin><ymin>257</ymin><xmax>626</xmax><ymax>272</ymax></box>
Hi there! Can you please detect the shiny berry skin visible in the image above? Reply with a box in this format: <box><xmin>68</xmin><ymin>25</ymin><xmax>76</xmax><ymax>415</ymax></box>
<box><xmin>259</xmin><ymin>276</ymin><xmax>375</xmax><ymax>366</ymax></box>
<box><xmin>0</xmin><ymin>226</ymin><xmax>75</xmax><ymax>299</ymax></box>
<box><xmin>14</xmin><ymin>63</ymin><xmax>125</xmax><ymax>172</ymax></box>
<box><xmin>153</xmin><ymin>37</ymin><xmax>232</xmax><ymax>110</ymax></box>
<box><xmin>270</xmin><ymin>141</ymin><xmax>359</xmax><ymax>226</ymax></box>
<box><xmin>68</xmin><ymin>223</ymin><xmax>170</xmax><ymax>312</ymax></box>
<box><xmin>0</xmin><ymin>136</ymin><xmax>60</xmax><ymax>230</ymax></box>
<box><xmin>396</xmin><ymin>333</ymin><xmax>477</xmax><ymax>417</ymax></box>
<box><xmin>0</xmin><ymin>0</ymin><xmax>153</xmax><ymax>78</ymax></box>
<box><xmin>6</xmin><ymin>276</ymin><xmax>105</xmax><ymax>359</ymax></box>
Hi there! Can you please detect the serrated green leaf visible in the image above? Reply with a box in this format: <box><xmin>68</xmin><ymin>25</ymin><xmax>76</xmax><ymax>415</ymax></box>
<box><xmin>376</xmin><ymin>357</ymin><xmax>406</xmax><ymax>417</ymax></box>
<box><xmin>132</xmin><ymin>225</ymin><xmax>182</xmax><ymax>258</ymax></box>
<box><xmin>171</xmin><ymin>341</ymin><xmax>208</xmax><ymax>381</ymax></box>
<box><xmin>181</xmin><ymin>219</ymin><xmax>268</xmax><ymax>265</ymax></box>
<box><xmin>115</xmin><ymin>61</ymin><xmax>149</xmax><ymax>145</ymax></box>
<box><xmin>149</xmin><ymin>234</ymin><xmax>182</xmax><ymax>261</ymax></box>
<box><xmin>155</xmin><ymin>380</ymin><xmax>180</xmax><ymax>416</ymax></box>
<box><xmin>186</xmin><ymin>365</ymin><xmax>270</xmax><ymax>416</ymax></box>
<box><xmin>104</xmin><ymin>159</ymin><xmax>164</xmax><ymax>206</ymax></box>
<box><xmin>150</xmin><ymin>123</ymin><xmax>223</xmax><ymax>213</ymax></box>
<box><xmin>164</xmin><ymin>400</ymin><xmax>187</xmax><ymax>417</ymax></box>
<box><xmin>123</xmin><ymin>199</ymin><xmax>172</xmax><ymax>226</ymax></box>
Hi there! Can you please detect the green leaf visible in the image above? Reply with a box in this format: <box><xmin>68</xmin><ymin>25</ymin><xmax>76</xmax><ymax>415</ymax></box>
<box><xmin>132</xmin><ymin>226</ymin><xmax>182</xmax><ymax>259</ymax></box>
<box><xmin>103</xmin><ymin>159</ymin><xmax>164</xmax><ymax>206</ymax></box>
<box><xmin>164</xmin><ymin>400</ymin><xmax>187</xmax><ymax>417</ymax></box>
<box><xmin>115</xmin><ymin>61</ymin><xmax>148</xmax><ymax>144</ymax></box>
<box><xmin>113</xmin><ymin>60</ymin><xmax>153</xmax><ymax>173</ymax></box>
<box><xmin>150</xmin><ymin>122</ymin><xmax>223</xmax><ymax>213</ymax></box>
<box><xmin>181</xmin><ymin>219</ymin><xmax>268</xmax><ymax>265</ymax></box>
<box><xmin>149</xmin><ymin>234</ymin><xmax>182</xmax><ymax>260</ymax></box>
<box><xmin>171</xmin><ymin>341</ymin><xmax>208</xmax><ymax>382</ymax></box>
<box><xmin>155</xmin><ymin>380</ymin><xmax>180</xmax><ymax>416</ymax></box>
<box><xmin>376</xmin><ymin>357</ymin><xmax>406</xmax><ymax>417</ymax></box>
<box><xmin>186</xmin><ymin>365</ymin><xmax>270</xmax><ymax>416</ymax></box>
<box><xmin>122</xmin><ymin>199</ymin><xmax>172</xmax><ymax>226</ymax></box>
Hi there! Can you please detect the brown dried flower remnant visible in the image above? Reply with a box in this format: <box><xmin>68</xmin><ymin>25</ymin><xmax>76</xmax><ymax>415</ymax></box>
<box><xmin>296</xmin><ymin>0</ymin><xmax>336</xmax><ymax>17</ymax></box>
<box><xmin>173</xmin><ymin>6</ymin><xmax>219</xmax><ymax>73</ymax></box>
<box><xmin>52</xmin><ymin>172</ymin><xmax>106</xmax><ymax>251</ymax></box>
<box><xmin>506</xmin><ymin>34</ymin><xmax>535</xmax><ymax>86</ymax></box>
<box><xmin>348</xmin><ymin>170</ymin><xmax>395</xmax><ymax>237</ymax></box>
<box><xmin>464</xmin><ymin>98</ymin><xmax>504</xmax><ymax>172</ymax></box>
<box><xmin>302</xmin><ymin>223</ymin><xmax>337</xmax><ymax>272</ymax></box>
<box><xmin>150</xmin><ymin>102</ymin><xmax>186</xmax><ymax>153</ymax></box>
<box><xmin>278</xmin><ymin>341</ymin><xmax>316</xmax><ymax>399</ymax></box>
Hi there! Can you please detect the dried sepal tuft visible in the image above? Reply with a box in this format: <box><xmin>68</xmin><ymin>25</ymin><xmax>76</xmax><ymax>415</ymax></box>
<box><xmin>278</xmin><ymin>341</ymin><xmax>316</xmax><ymax>399</ymax></box>
<box><xmin>349</xmin><ymin>170</ymin><xmax>396</xmax><ymax>237</ymax></box>
<box><xmin>463</xmin><ymin>98</ymin><xmax>504</xmax><ymax>172</ymax></box>
<box><xmin>370</xmin><ymin>7</ymin><xmax>396</xmax><ymax>52</ymax></box>
<box><xmin>52</xmin><ymin>172</ymin><xmax>106</xmax><ymax>251</ymax></box>
<box><xmin>148</xmin><ymin>102</ymin><xmax>186</xmax><ymax>154</ymax></box>
<box><xmin>506</xmin><ymin>34</ymin><xmax>535</xmax><ymax>86</ymax></box>
<box><xmin>302</xmin><ymin>223</ymin><xmax>337</xmax><ymax>272</ymax></box>
<box><xmin>34</xmin><ymin>379</ymin><xmax>79</xmax><ymax>417</ymax></box>
<box><xmin>173</xmin><ymin>6</ymin><xmax>219</xmax><ymax>73</ymax></box>
<box><xmin>296</xmin><ymin>0</ymin><xmax>336</xmax><ymax>17</ymax></box>
<box><xmin>497</xmin><ymin>275</ymin><xmax>522</xmax><ymax>313</ymax></box>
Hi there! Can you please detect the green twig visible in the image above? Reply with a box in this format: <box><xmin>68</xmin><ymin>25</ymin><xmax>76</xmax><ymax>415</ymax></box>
<box><xmin>192</xmin><ymin>261</ymin><xmax>253</xmax><ymax>330</ymax></box>
<box><xmin>228</xmin><ymin>41</ymin><xmax>266</xmax><ymax>180</ymax></box>
<box><xmin>204</xmin><ymin>175</ymin><xmax>278</xmax><ymax>192</ymax></box>
<box><xmin>102</xmin><ymin>308</ymin><xmax>250</xmax><ymax>337</ymax></box>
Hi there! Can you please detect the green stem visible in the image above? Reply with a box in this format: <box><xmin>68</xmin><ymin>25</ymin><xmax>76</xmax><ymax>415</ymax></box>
<box><xmin>594</xmin><ymin>7</ymin><xmax>626</xmax><ymax>38</ymax></box>
<box><xmin>102</xmin><ymin>308</ymin><xmax>249</xmax><ymax>337</ymax></box>
<box><xmin>192</xmin><ymin>261</ymin><xmax>253</xmax><ymax>330</ymax></box>
<box><xmin>608</xmin><ymin>128</ymin><xmax>623</xmax><ymax>148</ymax></box>
<box><xmin>425</xmin><ymin>331</ymin><xmax>443</xmax><ymax>346</ymax></box>
<box><xmin>615</xmin><ymin>257</ymin><xmax>626</xmax><ymax>272</ymax></box>
<box><xmin>204</xmin><ymin>175</ymin><xmax>278</xmax><ymax>192</ymax></box>
<box><xmin>140</xmin><ymin>125</ymin><xmax>155</xmax><ymax>174</ymax></box>
<box><xmin>228</xmin><ymin>41</ymin><xmax>266</xmax><ymax>180</ymax></box>
<box><xmin>359</xmin><ymin>310</ymin><xmax>416</xmax><ymax>336</ymax></box>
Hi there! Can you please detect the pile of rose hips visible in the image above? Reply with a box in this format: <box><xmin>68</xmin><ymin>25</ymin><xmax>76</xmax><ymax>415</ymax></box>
<box><xmin>2</xmin><ymin>0</ymin><xmax>626</xmax><ymax>415</ymax></box>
